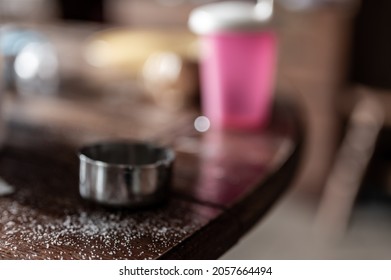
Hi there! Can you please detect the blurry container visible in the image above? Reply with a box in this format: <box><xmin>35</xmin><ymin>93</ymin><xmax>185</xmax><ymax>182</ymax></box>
<box><xmin>0</xmin><ymin>26</ymin><xmax>59</xmax><ymax>96</ymax></box>
<box><xmin>189</xmin><ymin>1</ymin><xmax>277</xmax><ymax>130</ymax></box>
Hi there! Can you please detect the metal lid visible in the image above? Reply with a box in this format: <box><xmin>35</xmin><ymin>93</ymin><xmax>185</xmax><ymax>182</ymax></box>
<box><xmin>188</xmin><ymin>0</ymin><xmax>274</xmax><ymax>35</ymax></box>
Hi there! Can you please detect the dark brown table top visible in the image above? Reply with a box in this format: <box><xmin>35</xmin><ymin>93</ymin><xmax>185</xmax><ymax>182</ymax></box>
<box><xmin>0</xmin><ymin>19</ymin><xmax>305</xmax><ymax>260</ymax></box>
<box><xmin>0</xmin><ymin>86</ymin><xmax>303</xmax><ymax>259</ymax></box>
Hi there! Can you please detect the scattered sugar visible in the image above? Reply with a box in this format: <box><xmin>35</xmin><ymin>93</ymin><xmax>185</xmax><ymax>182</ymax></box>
<box><xmin>0</xmin><ymin>199</ymin><xmax>201</xmax><ymax>260</ymax></box>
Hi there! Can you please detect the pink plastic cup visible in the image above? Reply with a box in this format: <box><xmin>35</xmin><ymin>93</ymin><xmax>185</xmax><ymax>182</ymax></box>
<box><xmin>200</xmin><ymin>31</ymin><xmax>277</xmax><ymax>130</ymax></box>
<box><xmin>189</xmin><ymin>1</ymin><xmax>277</xmax><ymax>130</ymax></box>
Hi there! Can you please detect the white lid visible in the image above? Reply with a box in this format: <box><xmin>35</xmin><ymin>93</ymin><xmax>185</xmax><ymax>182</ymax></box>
<box><xmin>188</xmin><ymin>1</ymin><xmax>274</xmax><ymax>35</ymax></box>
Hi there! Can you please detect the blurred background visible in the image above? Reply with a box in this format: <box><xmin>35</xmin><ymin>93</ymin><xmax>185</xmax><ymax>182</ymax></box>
<box><xmin>1</xmin><ymin>0</ymin><xmax>391</xmax><ymax>259</ymax></box>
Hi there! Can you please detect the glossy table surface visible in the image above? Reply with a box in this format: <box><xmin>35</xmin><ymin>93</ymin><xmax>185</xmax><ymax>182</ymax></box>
<box><xmin>0</xmin><ymin>20</ymin><xmax>305</xmax><ymax>259</ymax></box>
<box><xmin>0</xmin><ymin>86</ymin><xmax>302</xmax><ymax>259</ymax></box>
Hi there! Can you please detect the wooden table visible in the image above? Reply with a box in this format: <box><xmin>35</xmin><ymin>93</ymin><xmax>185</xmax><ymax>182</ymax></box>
<box><xmin>0</xmin><ymin>20</ymin><xmax>303</xmax><ymax>259</ymax></box>
<box><xmin>0</xmin><ymin>86</ymin><xmax>302</xmax><ymax>260</ymax></box>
